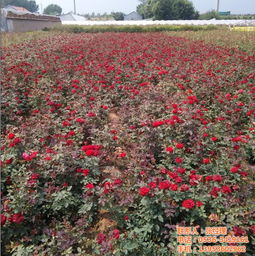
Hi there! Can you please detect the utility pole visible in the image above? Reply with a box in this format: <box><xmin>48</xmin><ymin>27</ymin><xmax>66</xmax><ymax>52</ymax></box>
<box><xmin>74</xmin><ymin>0</ymin><xmax>76</xmax><ymax>14</ymax></box>
<box><xmin>217</xmin><ymin>0</ymin><xmax>220</xmax><ymax>12</ymax></box>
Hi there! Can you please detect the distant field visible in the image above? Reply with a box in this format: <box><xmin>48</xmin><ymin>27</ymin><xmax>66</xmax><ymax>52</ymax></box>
<box><xmin>2</xmin><ymin>27</ymin><xmax>255</xmax><ymax>53</ymax></box>
<box><xmin>167</xmin><ymin>29</ymin><xmax>255</xmax><ymax>53</ymax></box>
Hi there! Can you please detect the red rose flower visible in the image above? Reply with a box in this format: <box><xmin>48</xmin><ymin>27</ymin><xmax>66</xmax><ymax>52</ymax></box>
<box><xmin>202</xmin><ymin>158</ymin><xmax>210</xmax><ymax>164</ymax></box>
<box><xmin>196</xmin><ymin>201</ymin><xmax>203</xmax><ymax>207</ymax></box>
<box><xmin>44</xmin><ymin>156</ymin><xmax>52</xmax><ymax>161</ymax></box>
<box><xmin>232</xmin><ymin>185</ymin><xmax>240</xmax><ymax>191</ymax></box>
<box><xmin>210</xmin><ymin>187</ymin><xmax>220</xmax><ymax>198</ymax></box>
<box><xmin>9</xmin><ymin>213</ymin><xmax>24</xmax><ymax>224</ymax></box>
<box><xmin>175</xmin><ymin>176</ymin><xmax>183</xmax><ymax>183</ymax></box>
<box><xmin>101</xmin><ymin>105</ymin><xmax>108</xmax><ymax>110</ymax></box>
<box><xmin>8</xmin><ymin>133</ymin><xmax>15</xmax><ymax>139</ymax></box>
<box><xmin>62</xmin><ymin>120</ymin><xmax>70</xmax><ymax>127</ymax></box>
<box><xmin>82</xmin><ymin>169</ymin><xmax>90</xmax><ymax>176</ymax></box>
<box><xmin>87</xmin><ymin>112</ymin><xmax>96</xmax><ymax>117</ymax></box>
<box><xmin>139</xmin><ymin>187</ymin><xmax>150</xmax><ymax>196</ymax></box>
<box><xmin>175</xmin><ymin>157</ymin><xmax>183</xmax><ymax>164</ymax></box>
<box><xmin>118</xmin><ymin>152</ymin><xmax>126</xmax><ymax>158</ymax></box>
<box><xmin>152</xmin><ymin>121</ymin><xmax>165</xmax><ymax>127</ymax></box>
<box><xmin>211</xmin><ymin>137</ymin><xmax>218</xmax><ymax>142</ymax></box>
<box><xmin>5</xmin><ymin>159</ymin><xmax>13</xmax><ymax>165</ymax></box>
<box><xmin>31</xmin><ymin>173</ymin><xmax>40</xmax><ymax>179</ymax></box>
<box><xmin>22</xmin><ymin>152</ymin><xmax>38</xmax><ymax>161</ymax></box>
<box><xmin>62</xmin><ymin>183</ymin><xmax>69</xmax><ymax>187</ymax></box>
<box><xmin>1</xmin><ymin>214</ymin><xmax>7</xmax><ymax>225</ymax></box>
<box><xmin>114</xmin><ymin>179</ymin><xmax>122</xmax><ymax>185</ymax></box>
<box><xmin>182</xmin><ymin>199</ymin><xmax>195</xmax><ymax>209</ymax></box>
<box><xmin>176</xmin><ymin>143</ymin><xmax>184</xmax><ymax>149</ymax></box>
<box><xmin>177</xmin><ymin>167</ymin><xmax>186</xmax><ymax>174</ymax></box>
<box><xmin>221</xmin><ymin>185</ymin><xmax>232</xmax><ymax>194</ymax></box>
<box><xmin>148</xmin><ymin>182</ymin><xmax>157</xmax><ymax>188</ymax></box>
<box><xmin>85</xmin><ymin>184</ymin><xmax>94</xmax><ymax>189</ymax></box>
<box><xmin>230</xmin><ymin>167</ymin><xmax>239</xmax><ymax>173</ymax></box>
<box><xmin>165</xmin><ymin>146</ymin><xmax>174</xmax><ymax>153</ymax></box>
<box><xmin>180</xmin><ymin>184</ymin><xmax>190</xmax><ymax>192</ymax></box>
<box><xmin>169</xmin><ymin>183</ymin><xmax>178</xmax><ymax>191</ymax></box>
<box><xmin>112</xmin><ymin>229</ymin><xmax>120</xmax><ymax>239</ymax></box>
<box><xmin>76</xmin><ymin>118</ymin><xmax>86</xmax><ymax>123</ymax></box>
<box><xmin>96</xmin><ymin>233</ymin><xmax>106</xmax><ymax>244</ymax></box>
<box><xmin>250</xmin><ymin>225</ymin><xmax>255</xmax><ymax>234</ymax></box>
<box><xmin>159</xmin><ymin>181</ymin><xmax>170</xmax><ymax>190</ymax></box>
<box><xmin>233</xmin><ymin>226</ymin><xmax>246</xmax><ymax>236</ymax></box>
<box><xmin>68</xmin><ymin>130</ymin><xmax>75</xmax><ymax>136</ymax></box>
<box><xmin>239</xmin><ymin>171</ymin><xmax>247</xmax><ymax>177</ymax></box>
<box><xmin>85</xmin><ymin>150</ymin><xmax>99</xmax><ymax>156</ymax></box>
<box><xmin>213</xmin><ymin>175</ymin><xmax>223</xmax><ymax>182</ymax></box>
<box><xmin>205</xmin><ymin>175</ymin><xmax>213</xmax><ymax>181</ymax></box>
<box><xmin>13</xmin><ymin>137</ymin><xmax>22</xmax><ymax>145</ymax></box>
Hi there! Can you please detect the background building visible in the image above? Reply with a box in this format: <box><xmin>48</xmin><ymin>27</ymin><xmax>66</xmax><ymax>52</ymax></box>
<box><xmin>60</xmin><ymin>13</ymin><xmax>87</xmax><ymax>22</ymax></box>
<box><xmin>1</xmin><ymin>5</ymin><xmax>61</xmax><ymax>32</ymax></box>
<box><xmin>124</xmin><ymin>11</ymin><xmax>143</xmax><ymax>21</ymax></box>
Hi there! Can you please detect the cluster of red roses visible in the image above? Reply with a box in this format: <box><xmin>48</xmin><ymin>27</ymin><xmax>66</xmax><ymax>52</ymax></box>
<box><xmin>1</xmin><ymin>213</ymin><xmax>24</xmax><ymax>226</ymax></box>
<box><xmin>81</xmin><ymin>145</ymin><xmax>102</xmax><ymax>157</ymax></box>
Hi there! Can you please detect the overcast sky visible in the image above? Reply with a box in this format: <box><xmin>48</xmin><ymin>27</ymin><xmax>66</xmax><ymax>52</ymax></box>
<box><xmin>38</xmin><ymin>0</ymin><xmax>255</xmax><ymax>15</ymax></box>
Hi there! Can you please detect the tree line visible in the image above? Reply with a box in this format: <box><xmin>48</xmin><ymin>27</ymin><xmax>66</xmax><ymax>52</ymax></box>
<box><xmin>2</xmin><ymin>0</ymin><xmax>62</xmax><ymax>15</ymax></box>
<box><xmin>2</xmin><ymin>0</ymin><xmax>198</xmax><ymax>20</ymax></box>
<box><xmin>5</xmin><ymin>0</ymin><xmax>252</xmax><ymax>21</ymax></box>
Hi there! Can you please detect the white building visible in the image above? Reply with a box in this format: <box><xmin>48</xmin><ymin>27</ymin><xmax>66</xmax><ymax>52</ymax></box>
<box><xmin>124</xmin><ymin>11</ymin><xmax>143</xmax><ymax>21</ymax></box>
<box><xmin>60</xmin><ymin>13</ymin><xmax>87</xmax><ymax>22</ymax></box>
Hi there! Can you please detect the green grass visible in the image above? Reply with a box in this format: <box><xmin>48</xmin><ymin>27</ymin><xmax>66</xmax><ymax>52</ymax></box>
<box><xmin>1</xmin><ymin>31</ymin><xmax>60</xmax><ymax>47</ymax></box>
<box><xmin>2</xmin><ymin>26</ymin><xmax>254</xmax><ymax>54</ymax></box>
<box><xmin>50</xmin><ymin>24</ymin><xmax>218</xmax><ymax>33</ymax></box>
<box><xmin>167</xmin><ymin>28</ymin><xmax>255</xmax><ymax>53</ymax></box>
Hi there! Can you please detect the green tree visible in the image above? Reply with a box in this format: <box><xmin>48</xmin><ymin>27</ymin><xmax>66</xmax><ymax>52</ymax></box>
<box><xmin>137</xmin><ymin>0</ymin><xmax>154</xmax><ymax>19</ymax></box>
<box><xmin>137</xmin><ymin>0</ymin><xmax>198</xmax><ymax>20</ymax></box>
<box><xmin>43</xmin><ymin>4</ymin><xmax>62</xmax><ymax>16</ymax></box>
<box><xmin>152</xmin><ymin>0</ymin><xmax>177</xmax><ymax>20</ymax></box>
<box><xmin>3</xmin><ymin>0</ymin><xmax>38</xmax><ymax>12</ymax></box>
<box><xmin>173</xmin><ymin>0</ymin><xmax>199</xmax><ymax>19</ymax></box>
<box><xmin>111</xmin><ymin>12</ymin><xmax>125</xmax><ymax>20</ymax></box>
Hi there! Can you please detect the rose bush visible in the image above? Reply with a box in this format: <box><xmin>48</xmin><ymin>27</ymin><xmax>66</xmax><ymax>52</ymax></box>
<box><xmin>1</xmin><ymin>32</ymin><xmax>255</xmax><ymax>255</ymax></box>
